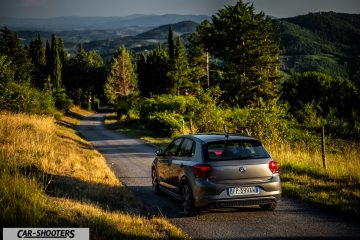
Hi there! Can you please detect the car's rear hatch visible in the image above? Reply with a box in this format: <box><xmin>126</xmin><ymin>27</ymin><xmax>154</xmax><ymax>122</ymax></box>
<box><xmin>205</xmin><ymin>139</ymin><xmax>274</xmax><ymax>184</ymax></box>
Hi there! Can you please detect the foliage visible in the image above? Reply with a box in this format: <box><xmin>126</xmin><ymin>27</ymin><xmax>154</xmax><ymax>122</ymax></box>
<box><xmin>274</xmin><ymin>20</ymin><xmax>338</xmax><ymax>55</ymax></box>
<box><xmin>139</xmin><ymin>94</ymin><xmax>199</xmax><ymax>120</ymax></box>
<box><xmin>0</xmin><ymin>54</ymin><xmax>14</xmax><ymax>83</ymax></box>
<box><xmin>193</xmin><ymin>87</ymin><xmax>225</xmax><ymax>132</ymax></box>
<box><xmin>276</xmin><ymin>12</ymin><xmax>360</xmax><ymax>87</ymax></box>
<box><xmin>168</xmin><ymin>37</ymin><xmax>192</xmax><ymax>95</ymax></box>
<box><xmin>0</xmin><ymin>27</ymin><xmax>34</xmax><ymax>84</ymax></box>
<box><xmin>280</xmin><ymin>54</ymin><xmax>348</xmax><ymax>80</ymax></box>
<box><xmin>105</xmin><ymin>45</ymin><xmax>137</xmax><ymax>104</ymax></box>
<box><xmin>282</xmin><ymin>12</ymin><xmax>360</xmax><ymax>55</ymax></box>
<box><xmin>52</xmin><ymin>88</ymin><xmax>73</xmax><ymax>111</ymax></box>
<box><xmin>136</xmin><ymin>46</ymin><xmax>171</xmax><ymax>96</ymax></box>
<box><xmin>28</xmin><ymin>34</ymin><xmax>47</xmax><ymax>89</ymax></box>
<box><xmin>148</xmin><ymin>111</ymin><xmax>184</xmax><ymax>137</ymax></box>
<box><xmin>63</xmin><ymin>45</ymin><xmax>105</xmax><ymax>107</ymax></box>
<box><xmin>0</xmin><ymin>81</ymin><xmax>56</xmax><ymax>115</ymax></box>
<box><xmin>228</xmin><ymin>99</ymin><xmax>293</xmax><ymax>146</ymax></box>
<box><xmin>281</xmin><ymin>72</ymin><xmax>359</xmax><ymax>123</ymax></box>
<box><xmin>115</xmin><ymin>94</ymin><xmax>140</xmax><ymax>119</ymax></box>
<box><xmin>197</xmin><ymin>0</ymin><xmax>280</xmax><ymax>106</ymax></box>
<box><xmin>187</xmin><ymin>32</ymin><xmax>208</xmax><ymax>90</ymax></box>
<box><xmin>168</xmin><ymin>26</ymin><xmax>175</xmax><ymax>61</ymax></box>
<box><xmin>50</xmin><ymin>34</ymin><xmax>62</xmax><ymax>90</ymax></box>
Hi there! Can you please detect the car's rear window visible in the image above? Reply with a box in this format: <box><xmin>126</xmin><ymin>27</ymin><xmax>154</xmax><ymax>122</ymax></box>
<box><xmin>206</xmin><ymin>140</ymin><xmax>270</xmax><ymax>160</ymax></box>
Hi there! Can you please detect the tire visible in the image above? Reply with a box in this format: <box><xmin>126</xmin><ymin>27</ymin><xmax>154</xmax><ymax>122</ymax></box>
<box><xmin>260</xmin><ymin>202</ymin><xmax>277</xmax><ymax>211</ymax></box>
<box><xmin>151</xmin><ymin>168</ymin><xmax>160</xmax><ymax>194</ymax></box>
<box><xmin>181</xmin><ymin>183</ymin><xmax>198</xmax><ymax>216</ymax></box>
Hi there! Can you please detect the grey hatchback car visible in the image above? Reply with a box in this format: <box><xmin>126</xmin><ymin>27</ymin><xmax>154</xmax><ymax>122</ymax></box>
<box><xmin>151</xmin><ymin>134</ymin><xmax>281</xmax><ymax>215</ymax></box>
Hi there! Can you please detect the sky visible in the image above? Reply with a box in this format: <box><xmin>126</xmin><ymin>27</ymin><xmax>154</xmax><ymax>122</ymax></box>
<box><xmin>0</xmin><ymin>0</ymin><xmax>359</xmax><ymax>19</ymax></box>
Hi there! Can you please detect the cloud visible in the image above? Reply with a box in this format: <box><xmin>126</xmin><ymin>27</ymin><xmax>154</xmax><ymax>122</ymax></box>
<box><xmin>18</xmin><ymin>0</ymin><xmax>47</xmax><ymax>7</ymax></box>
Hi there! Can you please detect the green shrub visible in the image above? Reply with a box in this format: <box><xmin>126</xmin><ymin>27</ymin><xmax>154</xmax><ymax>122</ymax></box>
<box><xmin>0</xmin><ymin>81</ymin><xmax>56</xmax><ymax>115</ymax></box>
<box><xmin>148</xmin><ymin>111</ymin><xmax>184</xmax><ymax>137</ymax></box>
<box><xmin>228</xmin><ymin>99</ymin><xmax>293</xmax><ymax>146</ymax></box>
<box><xmin>139</xmin><ymin>94</ymin><xmax>199</xmax><ymax>120</ymax></box>
<box><xmin>53</xmin><ymin>88</ymin><xmax>73</xmax><ymax>111</ymax></box>
<box><xmin>193</xmin><ymin>87</ymin><xmax>225</xmax><ymax>132</ymax></box>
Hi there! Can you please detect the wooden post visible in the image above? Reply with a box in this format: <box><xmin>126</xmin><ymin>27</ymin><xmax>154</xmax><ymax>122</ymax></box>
<box><xmin>182</xmin><ymin>119</ymin><xmax>185</xmax><ymax>135</ymax></box>
<box><xmin>189</xmin><ymin>118</ymin><xmax>193</xmax><ymax>134</ymax></box>
<box><xmin>321</xmin><ymin>126</ymin><xmax>327</xmax><ymax>169</ymax></box>
<box><xmin>206</xmin><ymin>52</ymin><xmax>210</xmax><ymax>88</ymax></box>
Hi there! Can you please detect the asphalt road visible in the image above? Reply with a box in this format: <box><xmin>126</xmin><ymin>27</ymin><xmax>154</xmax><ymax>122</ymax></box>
<box><xmin>78</xmin><ymin>114</ymin><xmax>360</xmax><ymax>240</ymax></box>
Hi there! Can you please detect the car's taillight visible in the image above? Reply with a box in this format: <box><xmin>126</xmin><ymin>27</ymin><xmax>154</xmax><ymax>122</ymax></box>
<box><xmin>193</xmin><ymin>164</ymin><xmax>212</xmax><ymax>178</ymax></box>
<box><xmin>269</xmin><ymin>160</ymin><xmax>279</xmax><ymax>174</ymax></box>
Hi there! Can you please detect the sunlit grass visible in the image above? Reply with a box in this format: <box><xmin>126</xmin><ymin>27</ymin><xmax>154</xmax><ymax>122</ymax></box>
<box><xmin>0</xmin><ymin>109</ymin><xmax>189</xmax><ymax>239</ymax></box>
<box><xmin>268</xmin><ymin>142</ymin><xmax>359</xmax><ymax>215</ymax></box>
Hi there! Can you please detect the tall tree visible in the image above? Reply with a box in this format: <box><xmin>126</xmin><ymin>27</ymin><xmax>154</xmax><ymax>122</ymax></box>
<box><xmin>50</xmin><ymin>34</ymin><xmax>62</xmax><ymax>90</ymax></box>
<box><xmin>197</xmin><ymin>0</ymin><xmax>280</xmax><ymax>106</ymax></box>
<box><xmin>57</xmin><ymin>37</ymin><xmax>66</xmax><ymax>65</ymax></box>
<box><xmin>63</xmin><ymin>43</ymin><xmax>87</xmax><ymax>103</ymax></box>
<box><xmin>0</xmin><ymin>54</ymin><xmax>14</xmax><ymax>84</ymax></box>
<box><xmin>105</xmin><ymin>46</ymin><xmax>137</xmax><ymax>104</ymax></box>
<box><xmin>86</xmin><ymin>50</ymin><xmax>105</xmax><ymax>106</ymax></box>
<box><xmin>187</xmin><ymin>32</ymin><xmax>208</xmax><ymax>90</ymax></box>
<box><xmin>137</xmin><ymin>46</ymin><xmax>171</xmax><ymax>97</ymax></box>
<box><xmin>168</xmin><ymin>26</ymin><xmax>175</xmax><ymax>62</ymax></box>
<box><xmin>29</xmin><ymin>34</ymin><xmax>46</xmax><ymax>89</ymax></box>
<box><xmin>0</xmin><ymin>27</ymin><xmax>33</xmax><ymax>83</ymax></box>
<box><xmin>168</xmin><ymin>37</ymin><xmax>191</xmax><ymax>95</ymax></box>
<box><xmin>45</xmin><ymin>40</ymin><xmax>51</xmax><ymax>78</ymax></box>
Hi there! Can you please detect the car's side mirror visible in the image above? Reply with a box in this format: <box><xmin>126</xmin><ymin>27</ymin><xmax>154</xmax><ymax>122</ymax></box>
<box><xmin>155</xmin><ymin>149</ymin><xmax>164</xmax><ymax>156</ymax></box>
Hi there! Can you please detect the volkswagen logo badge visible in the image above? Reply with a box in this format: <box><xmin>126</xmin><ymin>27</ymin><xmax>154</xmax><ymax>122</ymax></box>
<box><xmin>239</xmin><ymin>166</ymin><xmax>246</xmax><ymax>174</ymax></box>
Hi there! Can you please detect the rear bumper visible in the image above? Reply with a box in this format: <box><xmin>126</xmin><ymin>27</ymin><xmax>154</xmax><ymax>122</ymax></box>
<box><xmin>192</xmin><ymin>176</ymin><xmax>282</xmax><ymax>208</ymax></box>
<box><xmin>207</xmin><ymin>196</ymin><xmax>280</xmax><ymax>209</ymax></box>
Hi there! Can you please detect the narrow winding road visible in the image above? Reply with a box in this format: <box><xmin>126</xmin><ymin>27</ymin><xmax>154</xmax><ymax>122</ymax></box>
<box><xmin>78</xmin><ymin>114</ymin><xmax>360</xmax><ymax>240</ymax></box>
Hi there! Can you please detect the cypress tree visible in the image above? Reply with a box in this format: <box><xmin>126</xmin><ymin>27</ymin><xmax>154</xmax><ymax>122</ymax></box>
<box><xmin>50</xmin><ymin>34</ymin><xmax>62</xmax><ymax>90</ymax></box>
<box><xmin>168</xmin><ymin>37</ymin><xmax>191</xmax><ymax>95</ymax></box>
<box><xmin>57</xmin><ymin>37</ymin><xmax>66</xmax><ymax>65</ymax></box>
<box><xmin>45</xmin><ymin>40</ymin><xmax>51</xmax><ymax>77</ymax></box>
<box><xmin>168</xmin><ymin>26</ymin><xmax>175</xmax><ymax>62</ymax></box>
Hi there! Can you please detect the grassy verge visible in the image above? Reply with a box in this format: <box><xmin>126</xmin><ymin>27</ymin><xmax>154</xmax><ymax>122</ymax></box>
<box><xmin>269</xmin><ymin>143</ymin><xmax>359</xmax><ymax>216</ymax></box>
<box><xmin>105</xmin><ymin>114</ymin><xmax>360</xmax><ymax>216</ymax></box>
<box><xmin>0</xmin><ymin>108</ymin><xmax>188</xmax><ymax>239</ymax></box>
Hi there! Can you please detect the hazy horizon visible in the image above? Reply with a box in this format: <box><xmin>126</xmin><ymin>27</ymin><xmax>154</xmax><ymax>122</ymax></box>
<box><xmin>0</xmin><ymin>0</ymin><xmax>359</xmax><ymax>19</ymax></box>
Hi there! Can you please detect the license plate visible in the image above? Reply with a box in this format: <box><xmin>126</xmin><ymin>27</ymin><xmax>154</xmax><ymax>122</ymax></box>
<box><xmin>228</xmin><ymin>186</ymin><xmax>259</xmax><ymax>196</ymax></box>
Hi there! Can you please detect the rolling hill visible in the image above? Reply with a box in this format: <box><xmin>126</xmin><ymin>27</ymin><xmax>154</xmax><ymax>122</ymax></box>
<box><xmin>273</xmin><ymin>12</ymin><xmax>360</xmax><ymax>87</ymax></box>
<box><xmin>137</xmin><ymin>21</ymin><xmax>199</xmax><ymax>39</ymax></box>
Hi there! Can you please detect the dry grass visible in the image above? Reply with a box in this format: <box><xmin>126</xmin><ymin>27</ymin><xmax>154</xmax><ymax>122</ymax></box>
<box><xmin>0</xmin><ymin>109</ymin><xmax>189</xmax><ymax>239</ymax></box>
<box><xmin>268</xmin><ymin>142</ymin><xmax>360</xmax><ymax>215</ymax></box>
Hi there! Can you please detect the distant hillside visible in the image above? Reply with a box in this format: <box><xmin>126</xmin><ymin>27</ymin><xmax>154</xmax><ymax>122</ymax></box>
<box><xmin>137</xmin><ymin>21</ymin><xmax>199</xmax><ymax>39</ymax></box>
<box><xmin>0</xmin><ymin>14</ymin><xmax>209</xmax><ymax>31</ymax></box>
<box><xmin>274</xmin><ymin>12</ymin><xmax>360</xmax><ymax>87</ymax></box>
<box><xmin>282</xmin><ymin>12</ymin><xmax>360</xmax><ymax>55</ymax></box>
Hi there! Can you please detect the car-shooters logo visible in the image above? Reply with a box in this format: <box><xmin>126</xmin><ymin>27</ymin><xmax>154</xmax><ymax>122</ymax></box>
<box><xmin>3</xmin><ymin>228</ymin><xmax>89</xmax><ymax>240</ymax></box>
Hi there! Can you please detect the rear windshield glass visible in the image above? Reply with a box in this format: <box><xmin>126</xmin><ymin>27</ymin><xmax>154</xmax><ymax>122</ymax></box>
<box><xmin>206</xmin><ymin>140</ymin><xmax>270</xmax><ymax>160</ymax></box>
